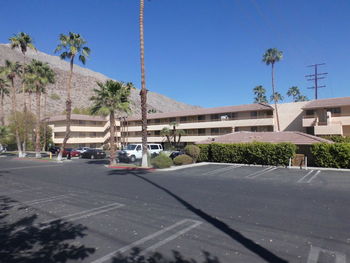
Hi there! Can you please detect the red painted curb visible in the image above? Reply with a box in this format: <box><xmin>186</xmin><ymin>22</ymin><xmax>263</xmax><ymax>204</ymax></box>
<box><xmin>107</xmin><ymin>166</ymin><xmax>155</xmax><ymax>171</ymax></box>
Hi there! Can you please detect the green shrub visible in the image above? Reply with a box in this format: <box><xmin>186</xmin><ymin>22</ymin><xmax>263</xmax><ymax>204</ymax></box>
<box><xmin>151</xmin><ymin>153</ymin><xmax>173</xmax><ymax>168</ymax></box>
<box><xmin>173</xmin><ymin>154</ymin><xmax>193</xmax><ymax>165</ymax></box>
<box><xmin>311</xmin><ymin>143</ymin><xmax>350</xmax><ymax>168</ymax></box>
<box><xmin>184</xmin><ymin>145</ymin><xmax>200</xmax><ymax>162</ymax></box>
<box><xmin>320</xmin><ymin>135</ymin><xmax>350</xmax><ymax>143</ymax></box>
<box><xmin>197</xmin><ymin>144</ymin><xmax>210</xmax><ymax>162</ymax></box>
<box><xmin>50</xmin><ymin>93</ymin><xmax>61</xmax><ymax>100</ymax></box>
<box><xmin>199</xmin><ymin>142</ymin><xmax>296</xmax><ymax>166</ymax></box>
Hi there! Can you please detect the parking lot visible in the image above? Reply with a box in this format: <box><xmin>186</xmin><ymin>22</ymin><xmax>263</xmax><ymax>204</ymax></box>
<box><xmin>0</xmin><ymin>157</ymin><xmax>349</xmax><ymax>263</ymax></box>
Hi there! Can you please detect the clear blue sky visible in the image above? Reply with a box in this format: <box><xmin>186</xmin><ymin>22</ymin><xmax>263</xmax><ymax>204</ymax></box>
<box><xmin>1</xmin><ymin>0</ymin><xmax>349</xmax><ymax>108</ymax></box>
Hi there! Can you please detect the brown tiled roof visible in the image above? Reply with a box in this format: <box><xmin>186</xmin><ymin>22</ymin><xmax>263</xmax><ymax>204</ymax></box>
<box><xmin>196</xmin><ymin>131</ymin><xmax>333</xmax><ymax>145</ymax></box>
<box><xmin>303</xmin><ymin>97</ymin><xmax>350</xmax><ymax>110</ymax></box>
<box><xmin>127</xmin><ymin>103</ymin><xmax>273</xmax><ymax>121</ymax></box>
<box><xmin>46</xmin><ymin>114</ymin><xmax>106</xmax><ymax>122</ymax></box>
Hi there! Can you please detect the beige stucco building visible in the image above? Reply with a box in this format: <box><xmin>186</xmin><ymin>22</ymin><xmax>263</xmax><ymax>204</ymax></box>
<box><xmin>46</xmin><ymin>97</ymin><xmax>350</xmax><ymax>148</ymax></box>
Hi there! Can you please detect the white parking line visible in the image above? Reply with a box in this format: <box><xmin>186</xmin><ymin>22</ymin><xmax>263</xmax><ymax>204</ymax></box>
<box><xmin>0</xmin><ymin>164</ymin><xmax>62</xmax><ymax>171</ymax></box>
<box><xmin>307</xmin><ymin>245</ymin><xmax>346</xmax><ymax>263</ymax></box>
<box><xmin>306</xmin><ymin>170</ymin><xmax>320</xmax><ymax>183</ymax></box>
<box><xmin>91</xmin><ymin>219</ymin><xmax>202</xmax><ymax>263</ymax></box>
<box><xmin>41</xmin><ymin>202</ymin><xmax>124</xmax><ymax>226</ymax></box>
<box><xmin>10</xmin><ymin>194</ymin><xmax>73</xmax><ymax>208</ymax></box>
<box><xmin>297</xmin><ymin>170</ymin><xmax>314</xmax><ymax>183</ymax></box>
<box><xmin>202</xmin><ymin>165</ymin><xmax>240</xmax><ymax>175</ymax></box>
<box><xmin>1</xmin><ymin>187</ymin><xmax>42</xmax><ymax>195</ymax></box>
<box><xmin>248</xmin><ymin>167</ymin><xmax>278</xmax><ymax>179</ymax></box>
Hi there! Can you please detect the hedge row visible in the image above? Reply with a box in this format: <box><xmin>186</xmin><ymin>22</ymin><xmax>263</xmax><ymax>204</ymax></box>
<box><xmin>311</xmin><ymin>143</ymin><xmax>350</xmax><ymax>168</ymax></box>
<box><xmin>197</xmin><ymin>142</ymin><xmax>296</xmax><ymax>166</ymax></box>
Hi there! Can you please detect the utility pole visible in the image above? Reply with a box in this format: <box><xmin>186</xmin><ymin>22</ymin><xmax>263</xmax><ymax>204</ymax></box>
<box><xmin>306</xmin><ymin>63</ymin><xmax>328</xmax><ymax>100</ymax></box>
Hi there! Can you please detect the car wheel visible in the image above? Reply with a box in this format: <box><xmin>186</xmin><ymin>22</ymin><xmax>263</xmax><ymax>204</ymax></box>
<box><xmin>90</xmin><ymin>155</ymin><xmax>95</xmax><ymax>159</ymax></box>
<box><xmin>130</xmin><ymin>155</ymin><xmax>136</xmax><ymax>163</ymax></box>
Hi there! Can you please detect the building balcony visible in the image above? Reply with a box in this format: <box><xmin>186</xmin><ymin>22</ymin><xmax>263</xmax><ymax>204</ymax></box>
<box><xmin>302</xmin><ymin>116</ymin><xmax>317</xmax><ymax>127</ymax></box>
<box><xmin>53</xmin><ymin>137</ymin><xmax>105</xmax><ymax>144</ymax></box>
<box><xmin>314</xmin><ymin>123</ymin><xmax>343</xmax><ymax>135</ymax></box>
<box><xmin>53</xmin><ymin>125</ymin><xmax>106</xmax><ymax>133</ymax></box>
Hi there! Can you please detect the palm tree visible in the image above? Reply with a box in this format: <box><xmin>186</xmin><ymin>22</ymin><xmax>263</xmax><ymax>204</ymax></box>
<box><xmin>24</xmin><ymin>60</ymin><xmax>55</xmax><ymax>158</ymax></box>
<box><xmin>2</xmin><ymin>60</ymin><xmax>23</xmax><ymax>156</ymax></box>
<box><xmin>262</xmin><ymin>48</ymin><xmax>283</xmax><ymax>131</ymax></box>
<box><xmin>287</xmin><ymin>86</ymin><xmax>309</xmax><ymax>102</ymax></box>
<box><xmin>160</xmin><ymin>122</ymin><xmax>185</xmax><ymax>149</ymax></box>
<box><xmin>54</xmin><ymin>32</ymin><xmax>90</xmax><ymax>160</ymax></box>
<box><xmin>90</xmin><ymin>80</ymin><xmax>131</xmax><ymax>166</ymax></box>
<box><xmin>0</xmin><ymin>74</ymin><xmax>10</xmax><ymax>126</ymax></box>
<box><xmin>270</xmin><ymin>92</ymin><xmax>284</xmax><ymax>104</ymax></box>
<box><xmin>139</xmin><ymin>0</ymin><xmax>149</xmax><ymax>167</ymax></box>
<box><xmin>9</xmin><ymin>32</ymin><xmax>36</xmax><ymax>155</ymax></box>
<box><xmin>253</xmin><ymin>85</ymin><xmax>268</xmax><ymax>103</ymax></box>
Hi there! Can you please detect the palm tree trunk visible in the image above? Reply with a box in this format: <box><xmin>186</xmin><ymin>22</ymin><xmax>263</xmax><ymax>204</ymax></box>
<box><xmin>11</xmin><ymin>78</ymin><xmax>23</xmax><ymax>157</ymax></box>
<box><xmin>140</xmin><ymin>0</ymin><xmax>148</xmax><ymax>167</ymax></box>
<box><xmin>28</xmin><ymin>92</ymin><xmax>32</xmax><ymax>112</ymax></box>
<box><xmin>58</xmin><ymin>57</ymin><xmax>74</xmax><ymax>160</ymax></box>
<box><xmin>272</xmin><ymin>63</ymin><xmax>281</xmax><ymax>131</ymax></box>
<box><xmin>109</xmin><ymin>111</ymin><xmax>117</xmax><ymax>166</ymax></box>
<box><xmin>0</xmin><ymin>92</ymin><xmax>4</xmax><ymax>126</ymax></box>
<box><xmin>35</xmin><ymin>90</ymin><xmax>41</xmax><ymax>158</ymax></box>
<box><xmin>22</xmin><ymin>54</ymin><xmax>27</xmax><ymax>155</ymax></box>
<box><xmin>42</xmin><ymin>93</ymin><xmax>47</xmax><ymax>151</ymax></box>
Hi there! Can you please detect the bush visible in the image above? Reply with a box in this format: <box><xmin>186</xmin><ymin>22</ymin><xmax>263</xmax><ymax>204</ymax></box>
<box><xmin>173</xmin><ymin>154</ymin><xmax>193</xmax><ymax>165</ymax></box>
<box><xmin>311</xmin><ymin>143</ymin><xmax>350</xmax><ymax>168</ymax></box>
<box><xmin>184</xmin><ymin>145</ymin><xmax>200</xmax><ymax>162</ymax></box>
<box><xmin>197</xmin><ymin>144</ymin><xmax>210</xmax><ymax>162</ymax></box>
<box><xmin>50</xmin><ymin>93</ymin><xmax>61</xmax><ymax>100</ymax></box>
<box><xmin>151</xmin><ymin>153</ymin><xmax>173</xmax><ymax>168</ymax></box>
<box><xmin>320</xmin><ymin>135</ymin><xmax>350</xmax><ymax>143</ymax></box>
<box><xmin>197</xmin><ymin>142</ymin><xmax>296</xmax><ymax>166</ymax></box>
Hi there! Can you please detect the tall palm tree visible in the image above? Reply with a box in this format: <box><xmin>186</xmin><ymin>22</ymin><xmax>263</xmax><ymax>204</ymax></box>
<box><xmin>9</xmin><ymin>32</ymin><xmax>36</xmax><ymax>155</ymax></box>
<box><xmin>54</xmin><ymin>32</ymin><xmax>90</xmax><ymax>160</ymax></box>
<box><xmin>24</xmin><ymin>60</ymin><xmax>55</xmax><ymax>158</ymax></box>
<box><xmin>90</xmin><ymin>80</ymin><xmax>131</xmax><ymax>166</ymax></box>
<box><xmin>262</xmin><ymin>48</ymin><xmax>283</xmax><ymax>131</ymax></box>
<box><xmin>3</xmin><ymin>60</ymin><xmax>23</xmax><ymax>156</ymax></box>
<box><xmin>253</xmin><ymin>85</ymin><xmax>268</xmax><ymax>103</ymax></box>
<box><xmin>0</xmin><ymin>73</ymin><xmax>10</xmax><ymax>126</ymax></box>
<box><xmin>287</xmin><ymin>86</ymin><xmax>309</xmax><ymax>102</ymax></box>
<box><xmin>139</xmin><ymin>0</ymin><xmax>149</xmax><ymax>167</ymax></box>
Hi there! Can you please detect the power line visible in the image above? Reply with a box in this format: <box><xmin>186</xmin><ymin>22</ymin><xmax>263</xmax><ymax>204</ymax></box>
<box><xmin>306</xmin><ymin>63</ymin><xmax>328</xmax><ymax>100</ymax></box>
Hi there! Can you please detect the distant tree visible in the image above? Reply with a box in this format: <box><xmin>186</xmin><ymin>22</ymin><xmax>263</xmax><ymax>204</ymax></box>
<box><xmin>263</xmin><ymin>48</ymin><xmax>283</xmax><ymax>131</ymax></box>
<box><xmin>148</xmin><ymin>109</ymin><xmax>157</xmax><ymax>114</ymax></box>
<box><xmin>54</xmin><ymin>32</ymin><xmax>90</xmax><ymax>160</ymax></box>
<box><xmin>253</xmin><ymin>85</ymin><xmax>268</xmax><ymax>103</ymax></box>
<box><xmin>160</xmin><ymin>122</ymin><xmax>185</xmax><ymax>149</ymax></box>
<box><xmin>90</xmin><ymin>80</ymin><xmax>131</xmax><ymax>166</ymax></box>
<box><xmin>287</xmin><ymin>86</ymin><xmax>309</xmax><ymax>102</ymax></box>
<box><xmin>24</xmin><ymin>60</ymin><xmax>55</xmax><ymax>157</ymax></box>
<box><xmin>270</xmin><ymin>92</ymin><xmax>284</xmax><ymax>103</ymax></box>
<box><xmin>2</xmin><ymin>60</ymin><xmax>23</xmax><ymax>156</ymax></box>
<box><xmin>0</xmin><ymin>73</ymin><xmax>10</xmax><ymax>126</ymax></box>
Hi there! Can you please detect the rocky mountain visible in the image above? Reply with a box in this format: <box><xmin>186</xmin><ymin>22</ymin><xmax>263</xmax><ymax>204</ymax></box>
<box><xmin>0</xmin><ymin>44</ymin><xmax>200</xmax><ymax>121</ymax></box>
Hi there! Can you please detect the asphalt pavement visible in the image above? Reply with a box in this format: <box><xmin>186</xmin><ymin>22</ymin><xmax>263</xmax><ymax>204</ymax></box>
<box><xmin>0</xmin><ymin>157</ymin><xmax>349</xmax><ymax>263</ymax></box>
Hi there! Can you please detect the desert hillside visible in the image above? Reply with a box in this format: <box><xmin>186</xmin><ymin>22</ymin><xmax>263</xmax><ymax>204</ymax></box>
<box><xmin>0</xmin><ymin>44</ymin><xmax>200</xmax><ymax>121</ymax></box>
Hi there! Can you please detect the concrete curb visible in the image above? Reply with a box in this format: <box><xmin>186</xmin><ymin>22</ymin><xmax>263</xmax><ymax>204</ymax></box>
<box><xmin>104</xmin><ymin>165</ymin><xmax>155</xmax><ymax>171</ymax></box>
<box><xmin>158</xmin><ymin>162</ymin><xmax>350</xmax><ymax>173</ymax></box>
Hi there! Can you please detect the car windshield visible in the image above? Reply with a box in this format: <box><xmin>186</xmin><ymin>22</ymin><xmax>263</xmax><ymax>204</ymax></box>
<box><xmin>126</xmin><ymin>145</ymin><xmax>137</xmax><ymax>150</ymax></box>
<box><xmin>65</xmin><ymin>148</ymin><xmax>72</xmax><ymax>151</ymax></box>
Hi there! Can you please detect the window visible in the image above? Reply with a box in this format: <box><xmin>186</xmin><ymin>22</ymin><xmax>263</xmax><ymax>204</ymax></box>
<box><xmin>211</xmin><ymin>114</ymin><xmax>219</xmax><ymax>120</ymax></box>
<box><xmin>155</xmin><ymin>119</ymin><xmax>160</xmax><ymax>124</ymax></box>
<box><xmin>154</xmin><ymin>130</ymin><xmax>160</xmax><ymax>136</ymax></box>
<box><xmin>306</xmin><ymin>110</ymin><xmax>314</xmax><ymax>115</ymax></box>
<box><xmin>198</xmin><ymin>115</ymin><xmax>205</xmax><ymax>121</ymax></box>
<box><xmin>150</xmin><ymin>145</ymin><xmax>159</xmax><ymax>150</ymax></box>
<box><xmin>251</xmin><ymin>127</ymin><xmax>258</xmax><ymax>132</ymax></box>
<box><xmin>198</xmin><ymin>129</ymin><xmax>206</xmax><ymax>135</ymax></box>
<box><xmin>211</xmin><ymin>128</ymin><xmax>219</xmax><ymax>134</ymax></box>
<box><xmin>180</xmin><ymin>116</ymin><xmax>187</xmax><ymax>122</ymax></box>
<box><xmin>169</xmin><ymin>117</ymin><xmax>176</xmax><ymax>122</ymax></box>
<box><xmin>250</xmin><ymin>111</ymin><xmax>258</xmax><ymax>117</ymax></box>
<box><xmin>136</xmin><ymin>145</ymin><xmax>142</xmax><ymax>151</ymax></box>
<box><xmin>266</xmin><ymin>110</ymin><xmax>273</xmax><ymax>116</ymax></box>
<box><xmin>326</xmin><ymin>108</ymin><xmax>341</xmax><ymax>114</ymax></box>
<box><xmin>235</xmin><ymin>127</ymin><xmax>240</xmax><ymax>132</ymax></box>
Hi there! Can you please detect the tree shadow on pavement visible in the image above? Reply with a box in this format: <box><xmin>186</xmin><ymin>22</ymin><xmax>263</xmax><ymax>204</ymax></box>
<box><xmin>112</xmin><ymin>247</ymin><xmax>220</xmax><ymax>263</ymax></box>
<box><xmin>0</xmin><ymin>195</ymin><xmax>95</xmax><ymax>263</ymax></box>
<box><xmin>87</xmin><ymin>159</ymin><xmax>110</xmax><ymax>165</ymax></box>
<box><xmin>108</xmin><ymin>170</ymin><xmax>288</xmax><ymax>263</ymax></box>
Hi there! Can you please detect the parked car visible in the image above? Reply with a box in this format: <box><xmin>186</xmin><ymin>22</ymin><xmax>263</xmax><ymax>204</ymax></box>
<box><xmin>76</xmin><ymin>147</ymin><xmax>90</xmax><ymax>153</ymax></box>
<box><xmin>118</xmin><ymin>143</ymin><xmax>163</xmax><ymax>162</ymax></box>
<box><xmin>80</xmin><ymin>149</ymin><xmax>106</xmax><ymax>159</ymax></box>
<box><xmin>169</xmin><ymin>150</ymin><xmax>185</xmax><ymax>159</ymax></box>
<box><xmin>62</xmin><ymin>148</ymin><xmax>73</xmax><ymax>157</ymax></box>
<box><xmin>70</xmin><ymin>149</ymin><xmax>81</xmax><ymax>157</ymax></box>
<box><xmin>49</xmin><ymin>146</ymin><xmax>60</xmax><ymax>154</ymax></box>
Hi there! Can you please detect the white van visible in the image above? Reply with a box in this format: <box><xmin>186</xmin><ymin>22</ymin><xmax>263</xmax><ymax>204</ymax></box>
<box><xmin>118</xmin><ymin>143</ymin><xmax>163</xmax><ymax>162</ymax></box>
